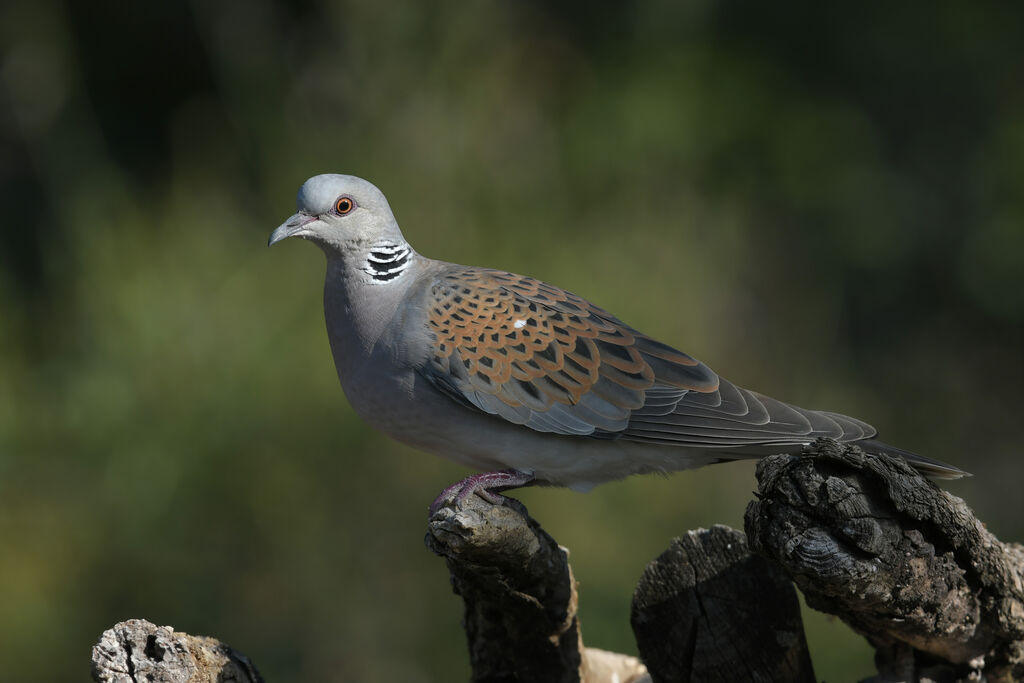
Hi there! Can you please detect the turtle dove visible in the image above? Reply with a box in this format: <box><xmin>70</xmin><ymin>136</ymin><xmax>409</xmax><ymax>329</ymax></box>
<box><xmin>269</xmin><ymin>174</ymin><xmax>964</xmax><ymax>512</ymax></box>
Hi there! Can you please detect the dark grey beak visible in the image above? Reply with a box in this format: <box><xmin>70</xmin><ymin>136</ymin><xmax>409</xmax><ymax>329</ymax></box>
<box><xmin>268</xmin><ymin>213</ymin><xmax>320</xmax><ymax>246</ymax></box>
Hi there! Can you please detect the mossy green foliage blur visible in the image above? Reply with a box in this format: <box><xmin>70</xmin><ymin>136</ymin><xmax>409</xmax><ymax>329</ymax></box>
<box><xmin>2</xmin><ymin>1</ymin><xmax>1023</xmax><ymax>680</ymax></box>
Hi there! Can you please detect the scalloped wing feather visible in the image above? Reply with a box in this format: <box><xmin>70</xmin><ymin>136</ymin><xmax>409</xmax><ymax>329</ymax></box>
<box><xmin>420</xmin><ymin>266</ymin><xmax>877</xmax><ymax>448</ymax></box>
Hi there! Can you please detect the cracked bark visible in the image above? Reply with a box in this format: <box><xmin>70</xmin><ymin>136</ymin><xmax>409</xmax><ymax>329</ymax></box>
<box><xmin>425</xmin><ymin>494</ymin><xmax>649</xmax><ymax>683</ymax></box>
<box><xmin>428</xmin><ymin>440</ymin><xmax>1023</xmax><ymax>682</ymax></box>
<box><xmin>745</xmin><ymin>438</ymin><xmax>1024</xmax><ymax>682</ymax></box>
<box><xmin>91</xmin><ymin>619</ymin><xmax>263</xmax><ymax>683</ymax></box>
<box><xmin>630</xmin><ymin>525</ymin><xmax>815</xmax><ymax>683</ymax></box>
<box><xmin>90</xmin><ymin>440</ymin><xmax>1024</xmax><ymax>682</ymax></box>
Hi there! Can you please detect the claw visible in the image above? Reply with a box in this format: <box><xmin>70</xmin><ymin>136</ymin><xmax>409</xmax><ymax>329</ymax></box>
<box><xmin>428</xmin><ymin>469</ymin><xmax>535</xmax><ymax>516</ymax></box>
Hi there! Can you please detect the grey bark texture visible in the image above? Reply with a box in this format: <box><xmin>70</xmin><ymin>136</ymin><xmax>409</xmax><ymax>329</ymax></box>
<box><xmin>91</xmin><ymin>439</ymin><xmax>1024</xmax><ymax>683</ymax></box>
<box><xmin>630</xmin><ymin>525</ymin><xmax>815</xmax><ymax>683</ymax></box>
<box><xmin>425</xmin><ymin>494</ymin><xmax>650</xmax><ymax>683</ymax></box>
<box><xmin>91</xmin><ymin>618</ymin><xmax>263</xmax><ymax>683</ymax></box>
<box><xmin>745</xmin><ymin>438</ymin><xmax>1024</xmax><ymax>682</ymax></box>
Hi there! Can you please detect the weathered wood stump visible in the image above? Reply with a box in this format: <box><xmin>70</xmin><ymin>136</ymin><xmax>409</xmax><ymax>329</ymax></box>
<box><xmin>91</xmin><ymin>440</ymin><xmax>1024</xmax><ymax>682</ymax></box>
<box><xmin>745</xmin><ymin>439</ymin><xmax>1024</xmax><ymax>682</ymax></box>
<box><xmin>630</xmin><ymin>525</ymin><xmax>815</xmax><ymax>683</ymax></box>
<box><xmin>424</xmin><ymin>495</ymin><xmax>649</xmax><ymax>683</ymax></box>
<box><xmin>91</xmin><ymin>618</ymin><xmax>262</xmax><ymax>683</ymax></box>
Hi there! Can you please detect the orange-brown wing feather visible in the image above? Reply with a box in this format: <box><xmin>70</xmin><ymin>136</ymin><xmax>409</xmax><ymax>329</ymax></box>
<box><xmin>422</xmin><ymin>267</ymin><xmax>719</xmax><ymax>436</ymax></box>
<box><xmin>419</xmin><ymin>267</ymin><xmax>962</xmax><ymax>476</ymax></box>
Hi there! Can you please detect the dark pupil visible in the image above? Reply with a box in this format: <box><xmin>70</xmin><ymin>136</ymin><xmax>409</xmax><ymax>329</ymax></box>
<box><xmin>338</xmin><ymin>199</ymin><xmax>350</xmax><ymax>212</ymax></box>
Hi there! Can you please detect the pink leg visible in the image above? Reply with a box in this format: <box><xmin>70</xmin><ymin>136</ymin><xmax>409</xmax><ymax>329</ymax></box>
<box><xmin>429</xmin><ymin>469</ymin><xmax>536</xmax><ymax>516</ymax></box>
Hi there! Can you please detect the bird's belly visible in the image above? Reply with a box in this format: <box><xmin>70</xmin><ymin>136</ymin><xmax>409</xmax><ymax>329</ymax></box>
<box><xmin>339</xmin><ymin>366</ymin><xmax>722</xmax><ymax>490</ymax></box>
<box><xmin>337</xmin><ymin>366</ymin><xmax>506</xmax><ymax>471</ymax></box>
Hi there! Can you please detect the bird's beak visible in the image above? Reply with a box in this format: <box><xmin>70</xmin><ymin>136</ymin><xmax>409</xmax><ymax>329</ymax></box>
<box><xmin>268</xmin><ymin>213</ymin><xmax>320</xmax><ymax>246</ymax></box>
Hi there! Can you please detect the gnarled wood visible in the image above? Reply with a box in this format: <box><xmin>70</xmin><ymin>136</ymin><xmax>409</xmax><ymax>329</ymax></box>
<box><xmin>745</xmin><ymin>438</ymin><xmax>1024</xmax><ymax>681</ymax></box>
<box><xmin>425</xmin><ymin>495</ymin><xmax>649</xmax><ymax>683</ymax></box>
<box><xmin>91</xmin><ymin>440</ymin><xmax>1024</xmax><ymax>682</ymax></box>
<box><xmin>91</xmin><ymin>619</ymin><xmax>263</xmax><ymax>683</ymax></box>
<box><xmin>631</xmin><ymin>525</ymin><xmax>815</xmax><ymax>683</ymax></box>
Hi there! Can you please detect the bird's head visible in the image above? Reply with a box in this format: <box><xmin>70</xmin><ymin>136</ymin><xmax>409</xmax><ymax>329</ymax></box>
<box><xmin>268</xmin><ymin>174</ymin><xmax>404</xmax><ymax>253</ymax></box>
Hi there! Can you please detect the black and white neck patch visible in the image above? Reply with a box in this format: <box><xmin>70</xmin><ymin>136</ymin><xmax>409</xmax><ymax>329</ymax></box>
<box><xmin>361</xmin><ymin>241</ymin><xmax>412</xmax><ymax>282</ymax></box>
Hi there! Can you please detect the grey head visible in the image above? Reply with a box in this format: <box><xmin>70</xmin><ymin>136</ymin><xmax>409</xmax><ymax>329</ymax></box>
<box><xmin>268</xmin><ymin>174</ymin><xmax>408</xmax><ymax>257</ymax></box>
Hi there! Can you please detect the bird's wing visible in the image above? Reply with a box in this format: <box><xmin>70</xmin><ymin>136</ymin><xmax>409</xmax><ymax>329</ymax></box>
<box><xmin>420</xmin><ymin>267</ymin><xmax>716</xmax><ymax>435</ymax></box>
<box><xmin>419</xmin><ymin>266</ymin><xmax>874</xmax><ymax>446</ymax></box>
<box><xmin>621</xmin><ymin>378</ymin><xmax>874</xmax><ymax>448</ymax></box>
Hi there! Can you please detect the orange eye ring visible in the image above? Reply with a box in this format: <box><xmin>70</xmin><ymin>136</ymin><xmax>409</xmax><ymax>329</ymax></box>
<box><xmin>335</xmin><ymin>196</ymin><xmax>355</xmax><ymax>215</ymax></box>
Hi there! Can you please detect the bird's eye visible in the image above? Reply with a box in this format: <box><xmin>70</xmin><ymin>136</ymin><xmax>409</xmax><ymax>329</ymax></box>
<box><xmin>335</xmin><ymin>196</ymin><xmax>355</xmax><ymax>215</ymax></box>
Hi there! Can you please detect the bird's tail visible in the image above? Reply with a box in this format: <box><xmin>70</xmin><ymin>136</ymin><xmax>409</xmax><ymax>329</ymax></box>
<box><xmin>858</xmin><ymin>439</ymin><xmax>969</xmax><ymax>479</ymax></box>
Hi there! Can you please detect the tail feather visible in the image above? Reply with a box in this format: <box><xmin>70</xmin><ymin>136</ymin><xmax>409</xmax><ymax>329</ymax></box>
<box><xmin>857</xmin><ymin>438</ymin><xmax>969</xmax><ymax>479</ymax></box>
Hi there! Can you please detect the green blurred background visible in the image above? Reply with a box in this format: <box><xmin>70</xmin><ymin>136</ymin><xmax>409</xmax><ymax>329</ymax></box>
<box><xmin>2</xmin><ymin>1</ymin><xmax>1023</xmax><ymax>680</ymax></box>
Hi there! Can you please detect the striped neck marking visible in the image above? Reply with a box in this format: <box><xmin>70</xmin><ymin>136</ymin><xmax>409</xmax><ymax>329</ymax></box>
<box><xmin>362</xmin><ymin>241</ymin><xmax>412</xmax><ymax>282</ymax></box>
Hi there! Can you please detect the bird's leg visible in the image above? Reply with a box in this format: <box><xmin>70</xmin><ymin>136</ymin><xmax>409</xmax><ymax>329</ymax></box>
<box><xmin>429</xmin><ymin>469</ymin><xmax>536</xmax><ymax>516</ymax></box>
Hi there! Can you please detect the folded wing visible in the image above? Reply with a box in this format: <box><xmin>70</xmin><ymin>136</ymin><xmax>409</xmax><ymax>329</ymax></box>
<box><xmin>419</xmin><ymin>266</ymin><xmax>875</xmax><ymax>449</ymax></box>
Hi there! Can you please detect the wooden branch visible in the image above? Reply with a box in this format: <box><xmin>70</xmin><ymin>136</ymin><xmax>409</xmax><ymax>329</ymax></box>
<box><xmin>425</xmin><ymin>495</ymin><xmax>649</xmax><ymax>683</ymax></box>
<box><xmin>630</xmin><ymin>524</ymin><xmax>815</xmax><ymax>683</ymax></box>
<box><xmin>91</xmin><ymin>440</ymin><xmax>1024</xmax><ymax>682</ymax></box>
<box><xmin>91</xmin><ymin>619</ymin><xmax>263</xmax><ymax>683</ymax></box>
<box><xmin>745</xmin><ymin>438</ymin><xmax>1024</xmax><ymax>682</ymax></box>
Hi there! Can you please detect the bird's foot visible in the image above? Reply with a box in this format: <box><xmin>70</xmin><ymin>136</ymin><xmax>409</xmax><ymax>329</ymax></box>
<box><xmin>428</xmin><ymin>469</ymin><xmax>536</xmax><ymax>516</ymax></box>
